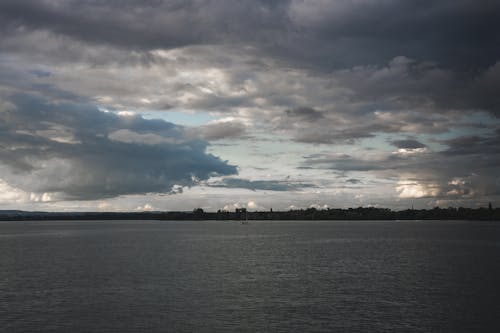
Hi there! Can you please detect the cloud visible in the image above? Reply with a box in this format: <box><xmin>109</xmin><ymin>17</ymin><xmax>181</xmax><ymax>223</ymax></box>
<box><xmin>135</xmin><ymin>203</ymin><xmax>154</xmax><ymax>211</ymax></box>
<box><xmin>0</xmin><ymin>1</ymin><xmax>499</xmax><ymax>209</ymax></box>
<box><xmin>209</xmin><ymin>177</ymin><xmax>316</xmax><ymax>192</ymax></box>
<box><xmin>287</xmin><ymin>0</ymin><xmax>500</xmax><ymax>70</ymax></box>
<box><xmin>301</xmin><ymin>130</ymin><xmax>500</xmax><ymax>201</ymax></box>
<box><xmin>396</xmin><ymin>181</ymin><xmax>440</xmax><ymax>199</ymax></box>
<box><xmin>194</xmin><ymin>120</ymin><xmax>247</xmax><ymax>141</ymax></box>
<box><xmin>284</xmin><ymin>107</ymin><xmax>325</xmax><ymax>122</ymax></box>
<box><xmin>1</xmin><ymin>1</ymin><xmax>499</xmax><ymax>118</ymax></box>
<box><xmin>391</xmin><ymin>139</ymin><xmax>427</xmax><ymax>149</ymax></box>
<box><xmin>2</xmin><ymin>42</ymin><xmax>498</xmax><ymax>148</ymax></box>
<box><xmin>108</xmin><ymin>129</ymin><xmax>182</xmax><ymax>145</ymax></box>
<box><xmin>439</xmin><ymin>131</ymin><xmax>500</xmax><ymax>156</ymax></box>
<box><xmin>0</xmin><ymin>91</ymin><xmax>237</xmax><ymax>200</ymax></box>
<box><xmin>3</xmin><ymin>0</ymin><xmax>498</xmax><ymax>72</ymax></box>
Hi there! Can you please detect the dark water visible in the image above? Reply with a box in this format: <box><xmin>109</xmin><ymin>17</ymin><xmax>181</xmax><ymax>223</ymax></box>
<box><xmin>1</xmin><ymin>220</ymin><xmax>500</xmax><ymax>332</ymax></box>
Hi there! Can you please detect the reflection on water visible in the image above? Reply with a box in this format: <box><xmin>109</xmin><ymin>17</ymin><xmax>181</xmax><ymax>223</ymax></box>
<box><xmin>1</xmin><ymin>220</ymin><xmax>500</xmax><ymax>332</ymax></box>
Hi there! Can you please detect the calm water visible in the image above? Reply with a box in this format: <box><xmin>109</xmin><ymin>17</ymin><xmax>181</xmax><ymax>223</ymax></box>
<box><xmin>1</xmin><ymin>220</ymin><xmax>500</xmax><ymax>332</ymax></box>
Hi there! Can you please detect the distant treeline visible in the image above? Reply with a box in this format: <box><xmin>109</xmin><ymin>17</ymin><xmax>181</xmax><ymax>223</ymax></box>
<box><xmin>1</xmin><ymin>206</ymin><xmax>499</xmax><ymax>221</ymax></box>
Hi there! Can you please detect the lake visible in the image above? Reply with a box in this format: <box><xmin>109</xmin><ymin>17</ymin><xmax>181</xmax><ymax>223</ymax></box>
<box><xmin>1</xmin><ymin>220</ymin><xmax>499</xmax><ymax>332</ymax></box>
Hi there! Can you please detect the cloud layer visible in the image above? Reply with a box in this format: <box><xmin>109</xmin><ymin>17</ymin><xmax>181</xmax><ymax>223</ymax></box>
<box><xmin>0</xmin><ymin>90</ymin><xmax>236</xmax><ymax>200</ymax></box>
<box><xmin>0</xmin><ymin>0</ymin><xmax>499</xmax><ymax>209</ymax></box>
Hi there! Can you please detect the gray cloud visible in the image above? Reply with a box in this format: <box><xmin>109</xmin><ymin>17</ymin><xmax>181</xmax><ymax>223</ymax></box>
<box><xmin>302</xmin><ymin>130</ymin><xmax>500</xmax><ymax>200</ymax></box>
<box><xmin>0</xmin><ymin>0</ymin><xmax>292</xmax><ymax>55</ymax></box>
<box><xmin>284</xmin><ymin>107</ymin><xmax>325</xmax><ymax>122</ymax></box>
<box><xmin>194</xmin><ymin>121</ymin><xmax>247</xmax><ymax>141</ymax></box>
<box><xmin>0</xmin><ymin>0</ymin><xmax>499</xmax><ymax>208</ymax></box>
<box><xmin>1</xmin><ymin>0</ymin><xmax>498</xmax><ymax>71</ymax></box>
<box><xmin>391</xmin><ymin>139</ymin><xmax>427</xmax><ymax>149</ymax></box>
<box><xmin>439</xmin><ymin>131</ymin><xmax>500</xmax><ymax>156</ymax></box>
<box><xmin>209</xmin><ymin>178</ymin><xmax>316</xmax><ymax>192</ymax></box>
<box><xmin>0</xmin><ymin>1</ymin><xmax>498</xmax><ymax>121</ymax></box>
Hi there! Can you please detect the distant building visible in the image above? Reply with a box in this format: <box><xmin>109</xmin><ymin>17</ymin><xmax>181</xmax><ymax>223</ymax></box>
<box><xmin>235</xmin><ymin>208</ymin><xmax>247</xmax><ymax>213</ymax></box>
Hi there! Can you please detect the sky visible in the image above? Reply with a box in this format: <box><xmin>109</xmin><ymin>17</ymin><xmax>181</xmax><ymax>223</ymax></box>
<box><xmin>0</xmin><ymin>0</ymin><xmax>499</xmax><ymax>212</ymax></box>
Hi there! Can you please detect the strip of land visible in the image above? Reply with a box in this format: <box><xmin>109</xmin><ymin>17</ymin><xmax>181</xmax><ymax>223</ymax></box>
<box><xmin>0</xmin><ymin>206</ymin><xmax>498</xmax><ymax>221</ymax></box>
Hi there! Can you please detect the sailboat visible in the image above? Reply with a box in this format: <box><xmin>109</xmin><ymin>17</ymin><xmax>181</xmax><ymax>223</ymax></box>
<box><xmin>241</xmin><ymin>210</ymin><xmax>249</xmax><ymax>224</ymax></box>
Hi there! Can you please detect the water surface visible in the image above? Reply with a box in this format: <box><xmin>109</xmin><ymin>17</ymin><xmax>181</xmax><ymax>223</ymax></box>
<box><xmin>1</xmin><ymin>220</ymin><xmax>499</xmax><ymax>332</ymax></box>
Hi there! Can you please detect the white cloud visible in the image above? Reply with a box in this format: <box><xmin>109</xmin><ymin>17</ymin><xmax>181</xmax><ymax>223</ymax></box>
<box><xmin>136</xmin><ymin>203</ymin><xmax>154</xmax><ymax>211</ymax></box>
<box><xmin>396</xmin><ymin>181</ymin><xmax>440</xmax><ymax>198</ymax></box>
<box><xmin>0</xmin><ymin>179</ymin><xmax>26</xmax><ymax>202</ymax></box>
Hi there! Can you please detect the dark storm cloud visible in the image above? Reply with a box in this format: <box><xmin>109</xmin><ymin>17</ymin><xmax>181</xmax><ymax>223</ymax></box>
<box><xmin>1</xmin><ymin>0</ymin><xmax>499</xmax><ymax>118</ymax></box>
<box><xmin>0</xmin><ymin>92</ymin><xmax>237</xmax><ymax>199</ymax></box>
<box><xmin>290</xmin><ymin>0</ymin><xmax>500</xmax><ymax>71</ymax></box>
<box><xmin>0</xmin><ymin>0</ymin><xmax>291</xmax><ymax>51</ymax></box>
<box><xmin>1</xmin><ymin>0</ymin><xmax>498</xmax><ymax>71</ymax></box>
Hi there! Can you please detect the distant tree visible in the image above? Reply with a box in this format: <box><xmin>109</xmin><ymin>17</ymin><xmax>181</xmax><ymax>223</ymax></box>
<box><xmin>193</xmin><ymin>208</ymin><xmax>204</xmax><ymax>215</ymax></box>
<box><xmin>489</xmin><ymin>202</ymin><xmax>493</xmax><ymax>210</ymax></box>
